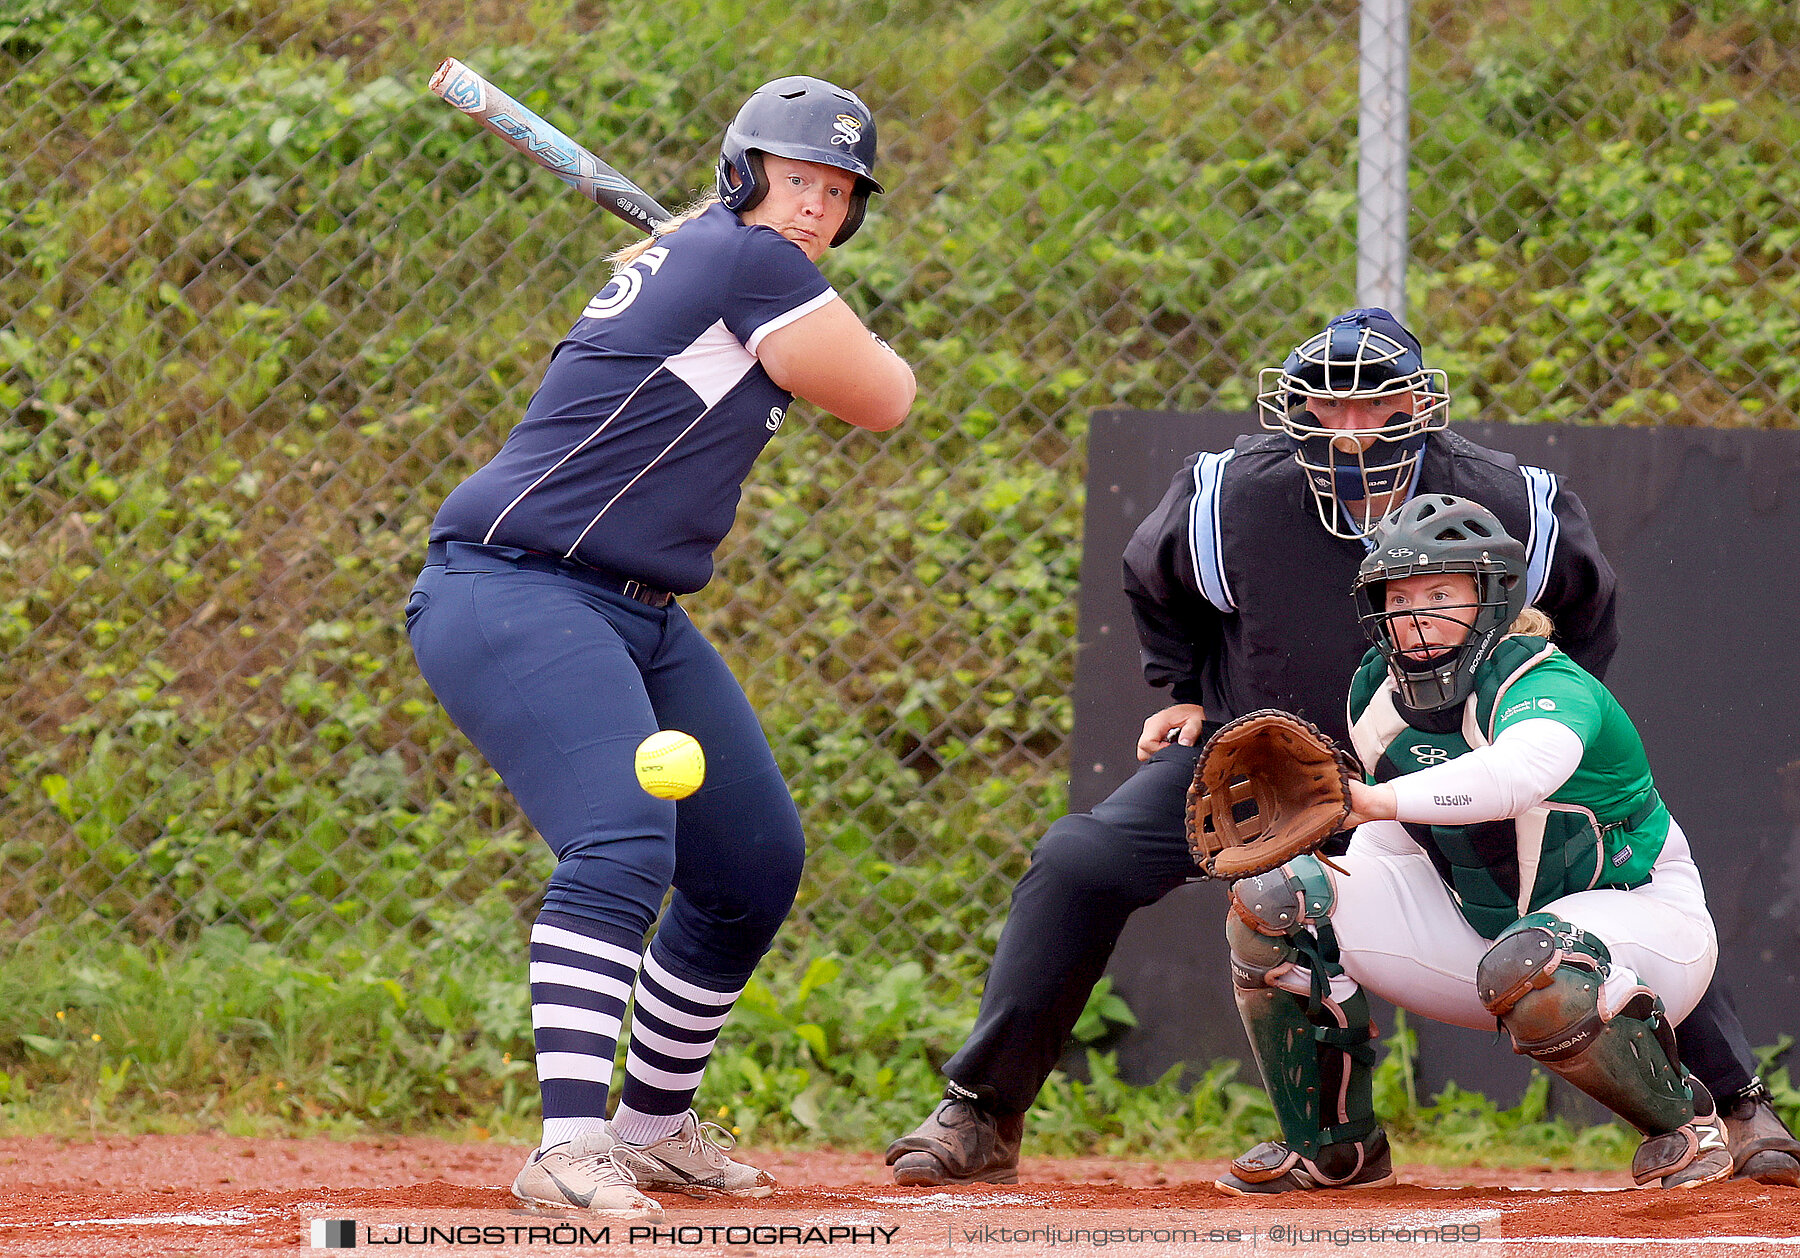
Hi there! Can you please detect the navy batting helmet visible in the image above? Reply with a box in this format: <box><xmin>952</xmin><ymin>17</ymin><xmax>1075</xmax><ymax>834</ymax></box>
<box><xmin>1256</xmin><ymin>308</ymin><xmax>1451</xmax><ymax>538</ymax></box>
<box><xmin>1352</xmin><ymin>495</ymin><xmax>1529</xmax><ymax>712</ymax></box>
<box><xmin>716</xmin><ymin>76</ymin><xmax>882</xmax><ymax>247</ymax></box>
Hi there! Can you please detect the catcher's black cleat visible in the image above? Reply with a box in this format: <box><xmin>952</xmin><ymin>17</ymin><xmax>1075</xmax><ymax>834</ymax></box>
<box><xmin>1722</xmin><ymin>1084</ymin><xmax>1800</xmax><ymax>1187</ymax></box>
<box><xmin>1636</xmin><ymin>1111</ymin><xmax>1733</xmax><ymax>1189</ymax></box>
<box><xmin>1214</xmin><ymin>1130</ymin><xmax>1396</xmax><ymax>1196</ymax></box>
<box><xmin>885</xmin><ymin>1097</ymin><xmax>1023</xmax><ymax>1186</ymax></box>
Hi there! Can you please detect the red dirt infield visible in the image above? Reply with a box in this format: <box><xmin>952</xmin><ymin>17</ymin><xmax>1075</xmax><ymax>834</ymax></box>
<box><xmin>1</xmin><ymin>1134</ymin><xmax>1796</xmax><ymax>1256</ymax></box>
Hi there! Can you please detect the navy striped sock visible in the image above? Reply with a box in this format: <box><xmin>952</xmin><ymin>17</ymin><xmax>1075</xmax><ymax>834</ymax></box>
<box><xmin>528</xmin><ymin>910</ymin><xmax>643</xmax><ymax>1149</ymax></box>
<box><xmin>612</xmin><ymin>949</ymin><xmax>741</xmax><ymax>1143</ymax></box>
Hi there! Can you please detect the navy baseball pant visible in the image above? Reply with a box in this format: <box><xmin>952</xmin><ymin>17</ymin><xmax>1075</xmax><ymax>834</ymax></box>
<box><xmin>406</xmin><ymin>541</ymin><xmax>804</xmax><ymax>988</ymax></box>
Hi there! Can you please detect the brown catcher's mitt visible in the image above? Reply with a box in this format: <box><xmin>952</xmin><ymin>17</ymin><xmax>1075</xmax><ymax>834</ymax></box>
<box><xmin>1185</xmin><ymin>709</ymin><xmax>1356</xmax><ymax>881</ymax></box>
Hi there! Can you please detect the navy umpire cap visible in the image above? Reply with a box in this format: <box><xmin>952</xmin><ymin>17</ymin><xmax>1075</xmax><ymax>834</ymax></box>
<box><xmin>717</xmin><ymin>76</ymin><xmax>882</xmax><ymax>247</ymax></box>
<box><xmin>1287</xmin><ymin>307</ymin><xmax>1429</xmax><ymax>394</ymax></box>
<box><xmin>1333</xmin><ymin>307</ymin><xmax>1423</xmax><ymax>357</ymax></box>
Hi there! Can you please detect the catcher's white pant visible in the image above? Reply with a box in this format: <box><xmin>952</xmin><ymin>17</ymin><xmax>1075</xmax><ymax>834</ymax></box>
<box><xmin>1272</xmin><ymin>818</ymin><xmax>1717</xmax><ymax>1031</ymax></box>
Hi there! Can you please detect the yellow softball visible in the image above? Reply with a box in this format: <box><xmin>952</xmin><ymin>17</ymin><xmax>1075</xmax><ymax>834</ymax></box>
<box><xmin>634</xmin><ymin>730</ymin><xmax>706</xmax><ymax>800</ymax></box>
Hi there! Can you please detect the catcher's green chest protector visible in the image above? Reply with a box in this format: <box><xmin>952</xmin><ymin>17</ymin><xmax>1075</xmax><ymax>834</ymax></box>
<box><xmin>1347</xmin><ymin>637</ymin><xmax>1643</xmax><ymax>939</ymax></box>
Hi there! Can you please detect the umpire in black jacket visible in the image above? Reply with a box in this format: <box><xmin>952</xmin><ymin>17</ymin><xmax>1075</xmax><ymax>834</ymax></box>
<box><xmin>884</xmin><ymin>308</ymin><xmax>1800</xmax><ymax>1188</ymax></box>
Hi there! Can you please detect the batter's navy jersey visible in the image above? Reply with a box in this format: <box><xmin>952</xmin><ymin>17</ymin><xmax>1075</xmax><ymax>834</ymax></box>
<box><xmin>431</xmin><ymin>203</ymin><xmax>835</xmax><ymax>593</ymax></box>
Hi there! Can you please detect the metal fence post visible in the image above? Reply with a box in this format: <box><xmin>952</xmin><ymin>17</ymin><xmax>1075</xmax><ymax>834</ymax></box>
<box><xmin>1359</xmin><ymin>0</ymin><xmax>1411</xmax><ymax>318</ymax></box>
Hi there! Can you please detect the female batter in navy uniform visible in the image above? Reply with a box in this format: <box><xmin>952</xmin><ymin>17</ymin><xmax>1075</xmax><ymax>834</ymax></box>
<box><xmin>408</xmin><ymin>76</ymin><xmax>915</xmax><ymax>1217</ymax></box>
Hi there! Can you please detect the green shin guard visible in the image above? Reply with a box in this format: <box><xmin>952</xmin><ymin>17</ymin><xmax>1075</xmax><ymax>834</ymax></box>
<box><xmin>1226</xmin><ymin>910</ymin><xmax>1378</xmax><ymax>1162</ymax></box>
<box><xmin>1477</xmin><ymin>914</ymin><xmax>1727</xmax><ymax>1186</ymax></box>
<box><xmin>1477</xmin><ymin>915</ymin><xmax>1693</xmax><ymax>1136</ymax></box>
<box><xmin>1520</xmin><ymin>994</ymin><xmax>1693</xmax><ymax>1135</ymax></box>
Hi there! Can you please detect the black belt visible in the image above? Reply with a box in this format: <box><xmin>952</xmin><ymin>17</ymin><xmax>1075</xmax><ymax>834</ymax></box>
<box><xmin>425</xmin><ymin>541</ymin><xmax>675</xmax><ymax>608</ymax></box>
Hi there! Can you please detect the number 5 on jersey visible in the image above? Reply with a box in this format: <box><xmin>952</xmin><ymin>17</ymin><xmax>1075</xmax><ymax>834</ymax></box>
<box><xmin>583</xmin><ymin>246</ymin><xmax>669</xmax><ymax>320</ymax></box>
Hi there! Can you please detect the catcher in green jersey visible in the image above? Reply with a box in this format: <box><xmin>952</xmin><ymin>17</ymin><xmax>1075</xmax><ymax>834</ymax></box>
<box><xmin>1218</xmin><ymin>494</ymin><xmax>1730</xmax><ymax>1195</ymax></box>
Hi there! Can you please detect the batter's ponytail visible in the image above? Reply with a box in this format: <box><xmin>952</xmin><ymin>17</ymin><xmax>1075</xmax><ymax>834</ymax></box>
<box><xmin>608</xmin><ymin>194</ymin><xmax>720</xmax><ymax>270</ymax></box>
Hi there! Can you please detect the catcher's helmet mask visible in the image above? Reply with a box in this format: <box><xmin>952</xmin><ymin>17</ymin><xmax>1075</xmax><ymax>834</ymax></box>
<box><xmin>717</xmin><ymin>75</ymin><xmax>882</xmax><ymax>247</ymax></box>
<box><xmin>1352</xmin><ymin>495</ymin><xmax>1528</xmax><ymax>712</ymax></box>
<box><xmin>1257</xmin><ymin>308</ymin><xmax>1451</xmax><ymax>539</ymax></box>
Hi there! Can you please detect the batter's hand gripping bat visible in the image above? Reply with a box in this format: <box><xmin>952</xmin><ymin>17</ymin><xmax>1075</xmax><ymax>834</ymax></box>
<box><xmin>428</xmin><ymin>58</ymin><xmax>673</xmax><ymax>233</ymax></box>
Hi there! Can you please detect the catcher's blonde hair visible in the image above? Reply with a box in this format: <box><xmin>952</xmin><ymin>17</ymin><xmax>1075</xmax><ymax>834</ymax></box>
<box><xmin>608</xmin><ymin>194</ymin><xmax>720</xmax><ymax>270</ymax></box>
<box><xmin>1509</xmin><ymin>607</ymin><xmax>1555</xmax><ymax>638</ymax></box>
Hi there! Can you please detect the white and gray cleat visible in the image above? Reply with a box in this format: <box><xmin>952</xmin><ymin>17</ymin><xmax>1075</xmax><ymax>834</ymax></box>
<box><xmin>624</xmin><ymin>1110</ymin><xmax>776</xmax><ymax>1198</ymax></box>
<box><xmin>512</xmin><ymin>1132</ymin><xmax>666</xmax><ymax>1217</ymax></box>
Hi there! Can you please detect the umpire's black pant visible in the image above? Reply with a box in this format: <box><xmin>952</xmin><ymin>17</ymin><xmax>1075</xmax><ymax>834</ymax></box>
<box><xmin>942</xmin><ymin>741</ymin><xmax>1759</xmax><ymax>1116</ymax></box>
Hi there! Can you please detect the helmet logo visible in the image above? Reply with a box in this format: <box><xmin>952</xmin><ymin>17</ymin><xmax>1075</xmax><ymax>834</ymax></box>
<box><xmin>1386</xmin><ymin>547</ymin><xmax>1414</xmax><ymax>557</ymax></box>
<box><xmin>830</xmin><ymin>114</ymin><xmax>863</xmax><ymax>147</ymax></box>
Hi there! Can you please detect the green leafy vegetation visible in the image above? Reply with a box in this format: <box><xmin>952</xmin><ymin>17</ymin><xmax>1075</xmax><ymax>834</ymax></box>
<box><xmin>12</xmin><ymin>931</ymin><xmax>1791</xmax><ymax>1162</ymax></box>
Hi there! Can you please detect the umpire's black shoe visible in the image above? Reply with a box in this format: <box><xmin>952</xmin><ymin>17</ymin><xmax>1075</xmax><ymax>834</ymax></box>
<box><xmin>1214</xmin><ymin>1129</ymin><xmax>1396</xmax><ymax>1195</ymax></box>
<box><xmin>1722</xmin><ymin>1084</ymin><xmax>1800</xmax><ymax>1187</ymax></box>
<box><xmin>885</xmin><ymin>1096</ymin><xmax>1024</xmax><ymax>1185</ymax></box>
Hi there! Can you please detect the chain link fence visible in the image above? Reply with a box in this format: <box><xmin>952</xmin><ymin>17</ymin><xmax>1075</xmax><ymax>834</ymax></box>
<box><xmin>4</xmin><ymin>0</ymin><xmax>1796</xmax><ymax>976</ymax></box>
